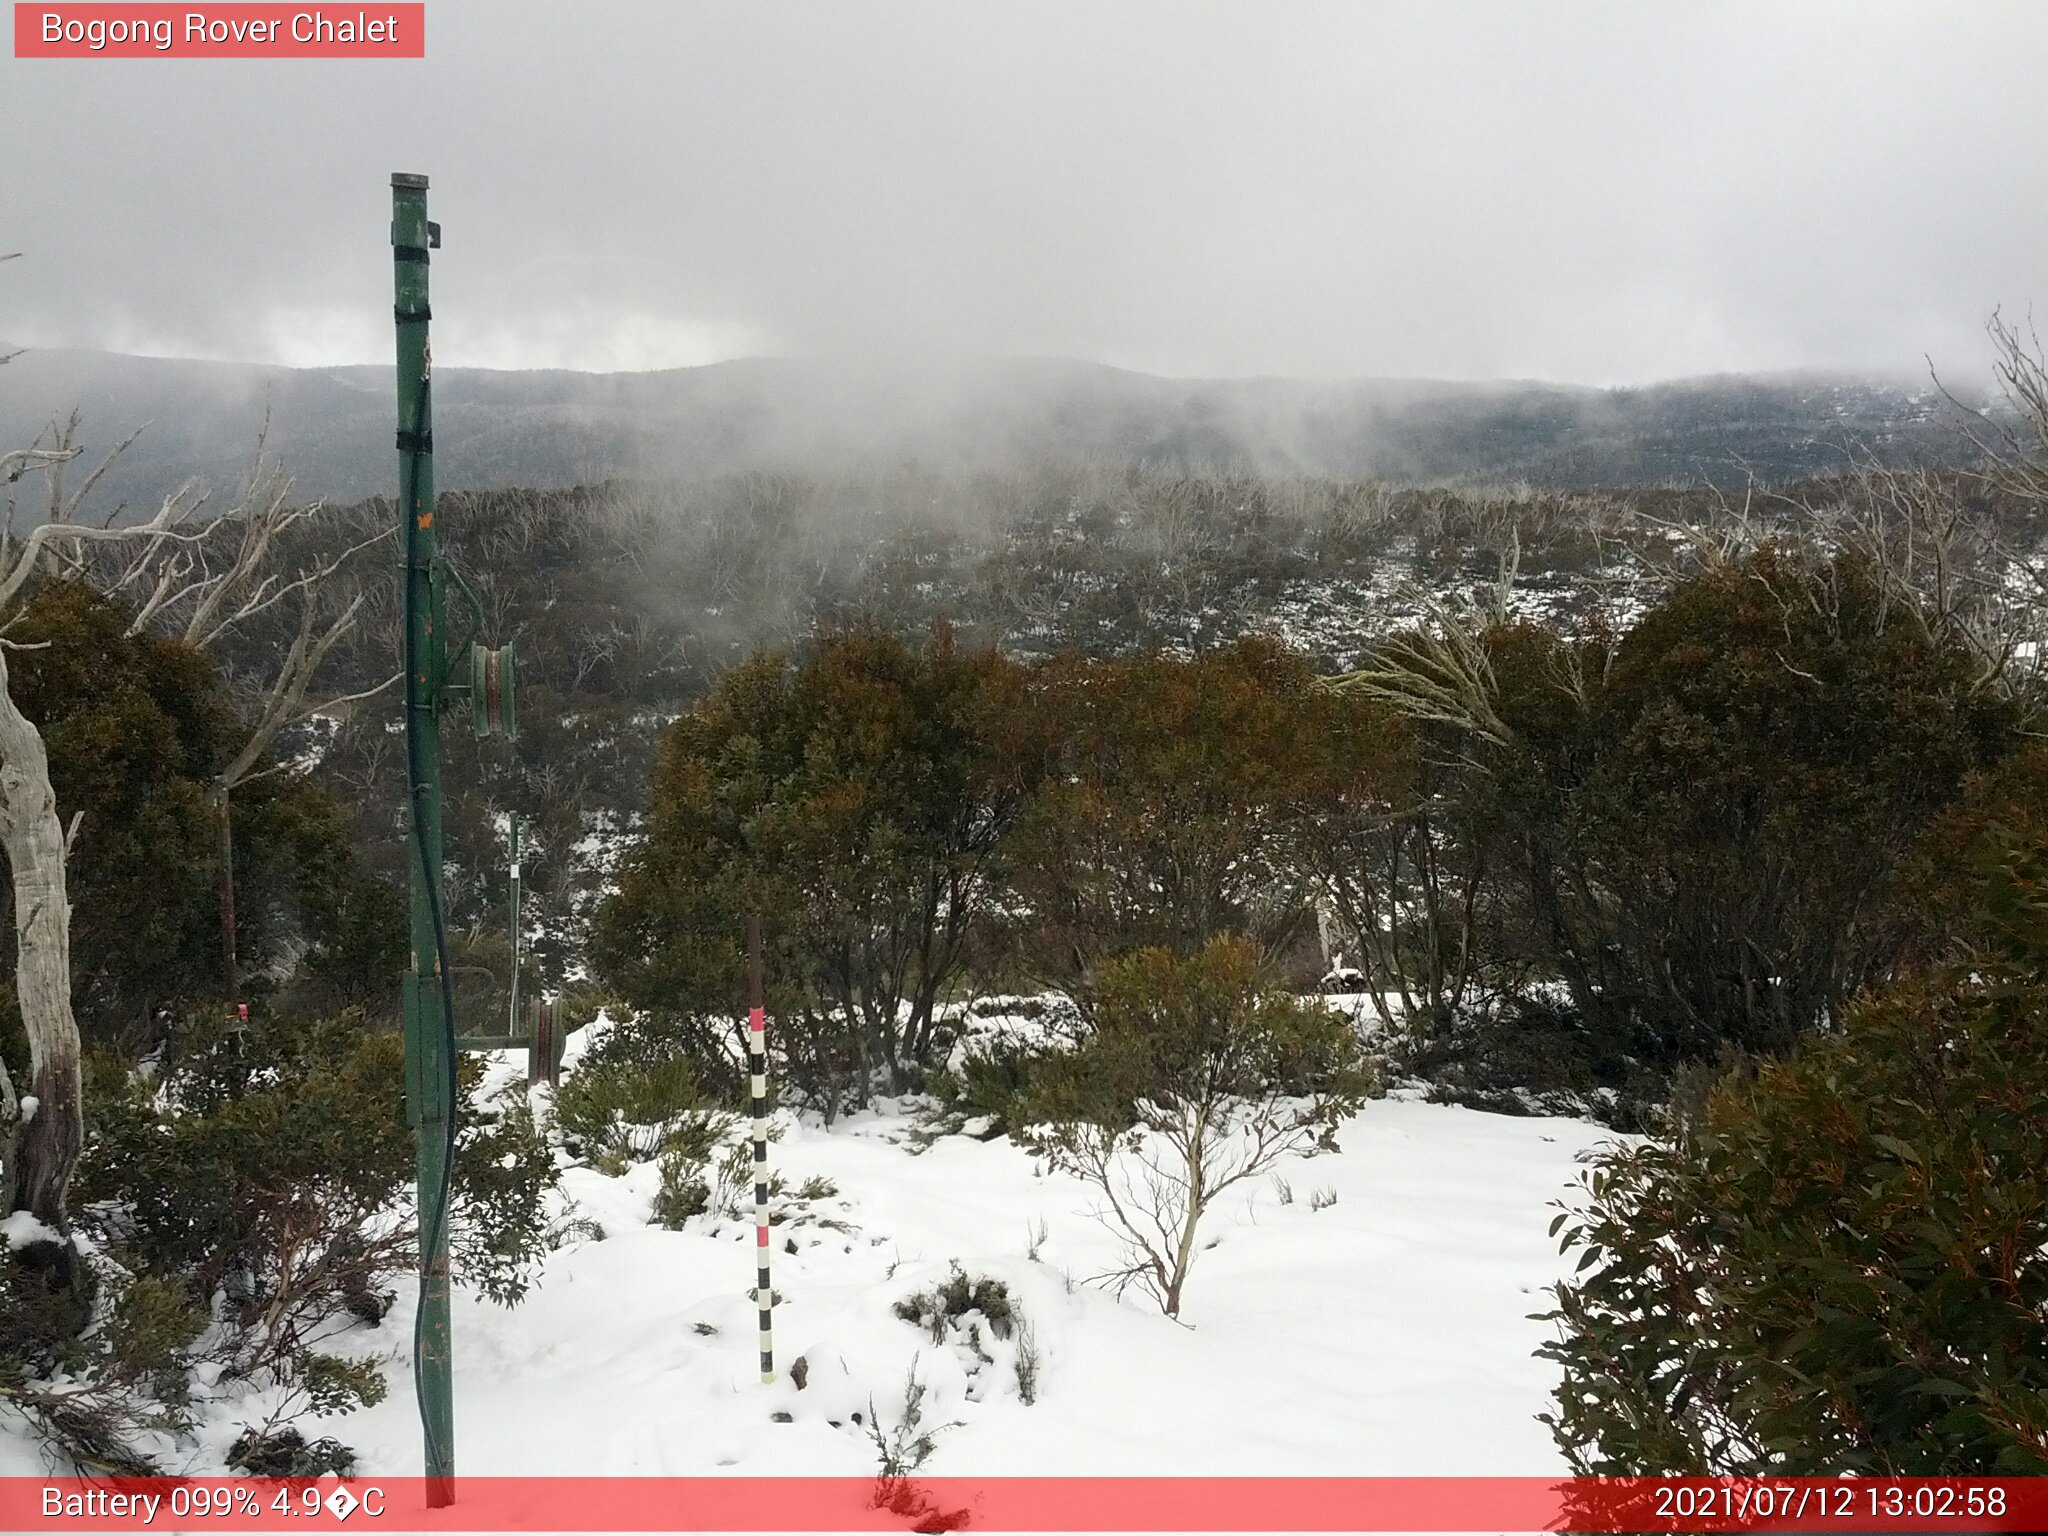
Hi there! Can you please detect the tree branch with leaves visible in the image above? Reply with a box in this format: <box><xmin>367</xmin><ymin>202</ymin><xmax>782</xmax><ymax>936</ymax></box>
<box><xmin>1028</xmin><ymin>937</ymin><xmax>1373</xmax><ymax>1318</ymax></box>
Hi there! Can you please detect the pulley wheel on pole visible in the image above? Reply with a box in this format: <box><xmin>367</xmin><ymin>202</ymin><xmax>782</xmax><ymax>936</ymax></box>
<box><xmin>470</xmin><ymin>644</ymin><xmax>518</xmax><ymax>740</ymax></box>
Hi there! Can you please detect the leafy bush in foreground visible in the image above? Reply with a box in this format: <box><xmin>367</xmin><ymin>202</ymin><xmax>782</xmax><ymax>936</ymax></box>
<box><xmin>551</xmin><ymin>1025</ymin><xmax>736</xmax><ymax>1175</ymax></box>
<box><xmin>2</xmin><ymin>1009</ymin><xmax>560</xmax><ymax>1472</ymax></box>
<box><xmin>1028</xmin><ymin>937</ymin><xmax>1375</xmax><ymax>1317</ymax></box>
<box><xmin>1539</xmin><ymin>832</ymin><xmax>2048</xmax><ymax>1474</ymax></box>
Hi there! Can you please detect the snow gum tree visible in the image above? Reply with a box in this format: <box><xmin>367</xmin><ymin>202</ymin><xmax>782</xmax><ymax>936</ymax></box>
<box><xmin>0</xmin><ymin>583</ymin><xmax>395</xmax><ymax>1050</ymax></box>
<box><xmin>112</xmin><ymin>457</ymin><xmax>392</xmax><ymax>1000</ymax></box>
<box><xmin>0</xmin><ymin>323</ymin><xmax>380</xmax><ymax>1271</ymax></box>
<box><xmin>1000</xmin><ymin>638</ymin><xmax>1331</xmax><ymax>997</ymax></box>
<box><xmin>1346</xmin><ymin>548</ymin><xmax>2022</xmax><ymax>1087</ymax></box>
<box><xmin>0</xmin><ymin>635</ymin><xmax>79</xmax><ymax>1236</ymax></box>
<box><xmin>594</xmin><ymin>621</ymin><xmax>1045</xmax><ymax>1115</ymax></box>
<box><xmin>0</xmin><ymin>483</ymin><xmax>218</xmax><ymax>1242</ymax></box>
<box><xmin>1028</xmin><ymin>936</ymin><xmax>1374</xmax><ymax>1318</ymax></box>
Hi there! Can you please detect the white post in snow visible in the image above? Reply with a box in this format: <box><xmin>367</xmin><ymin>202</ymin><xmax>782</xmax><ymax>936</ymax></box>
<box><xmin>508</xmin><ymin>817</ymin><xmax>521</xmax><ymax>1046</ymax></box>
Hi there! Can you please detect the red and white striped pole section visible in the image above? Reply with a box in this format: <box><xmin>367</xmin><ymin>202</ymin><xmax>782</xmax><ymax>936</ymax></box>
<box><xmin>746</xmin><ymin>914</ymin><xmax>774</xmax><ymax>1384</ymax></box>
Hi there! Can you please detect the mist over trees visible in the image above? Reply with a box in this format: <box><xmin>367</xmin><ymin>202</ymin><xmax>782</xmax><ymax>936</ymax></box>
<box><xmin>6</xmin><ymin>0</ymin><xmax>2046</xmax><ymax>1484</ymax></box>
<box><xmin>0</xmin><ymin>346</ymin><xmax>2000</xmax><ymax>511</ymax></box>
<box><xmin>587</xmin><ymin>532</ymin><xmax>2040</xmax><ymax>1113</ymax></box>
<box><xmin>2</xmin><ymin>320</ymin><xmax>2045</xmax><ymax>1475</ymax></box>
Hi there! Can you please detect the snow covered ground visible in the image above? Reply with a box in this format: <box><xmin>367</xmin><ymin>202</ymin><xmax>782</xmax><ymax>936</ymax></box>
<box><xmin>1</xmin><ymin>1027</ymin><xmax>1616</xmax><ymax>1485</ymax></box>
<box><xmin>282</xmin><ymin>1043</ymin><xmax>1610</xmax><ymax>1481</ymax></box>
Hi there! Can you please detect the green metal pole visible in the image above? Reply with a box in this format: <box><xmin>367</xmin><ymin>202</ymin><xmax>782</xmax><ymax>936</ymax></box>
<box><xmin>391</xmin><ymin>170</ymin><xmax>455</xmax><ymax>1507</ymax></box>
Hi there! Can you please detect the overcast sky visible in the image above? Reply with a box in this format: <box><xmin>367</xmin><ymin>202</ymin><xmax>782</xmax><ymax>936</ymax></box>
<box><xmin>3</xmin><ymin>0</ymin><xmax>2044</xmax><ymax>384</ymax></box>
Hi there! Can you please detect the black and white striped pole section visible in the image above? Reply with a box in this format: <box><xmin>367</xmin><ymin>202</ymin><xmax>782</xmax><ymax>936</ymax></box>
<box><xmin>747</xmin><ymin>914</ymin><xmax>774</xmax><ymax>1384</ymax></box>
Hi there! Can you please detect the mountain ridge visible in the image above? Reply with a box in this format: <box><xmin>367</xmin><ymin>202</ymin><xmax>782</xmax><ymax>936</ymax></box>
<box><xmin>0</xmin><ymin>345</ymin><xmax>1983</xmax><ymax>512</ymax></box>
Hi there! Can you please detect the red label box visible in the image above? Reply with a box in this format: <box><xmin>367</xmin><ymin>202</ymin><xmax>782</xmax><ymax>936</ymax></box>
<box><xmin>14</xmin><ymin>4</ymin><xmax>424</xmax><ymax>57</ymax></box>
<box><xmin>3</xmin><ymin>1476</ymin><xmax>2046</xmax><ymax>1532</ymax></box>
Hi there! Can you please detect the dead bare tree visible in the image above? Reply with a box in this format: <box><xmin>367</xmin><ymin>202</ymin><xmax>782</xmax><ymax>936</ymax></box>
<box><xmin>1628</xmin><ymin>448</ymin><xmax>2046</xmax><ymax>717</ymax></box>
<box><xmin>1800</xmin><ymin>461</ymin><xmax>2044</xmax><ymax>706</ymax></box>
<box><xmin>1949</xmin><ymin>310</ymin><xmax>2048</xmax><ymax>508</ymax></box>
<box><xmin>1628</xmin><ymin>320</ymin><xmax>2048</xmax><ymax>714</ymax></box>
<box><xmin>90</xmin><ymin>449</ymin><xmax>397</xmax><ymax>995</ymax></box>
<box><xmin>0</xmin><ymin>433</ymin><xmax>224</xmax><ymax>1237</ymax></box>
<box><xmin>0</xmin><ymin>376</ymin><xmax>394</xmax><ymax>1239</ymax></box>
<box><xmin>1334</xmin><ymin>539</ymin><xmax>1522</xmax><ymax>770</ymax></box>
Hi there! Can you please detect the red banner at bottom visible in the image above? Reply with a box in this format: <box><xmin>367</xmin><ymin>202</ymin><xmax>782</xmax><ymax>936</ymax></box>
<box><xmin>6</xmin><ymin>1475</ymin><xmax>2044</xmax><ymax>1532</ymax></box>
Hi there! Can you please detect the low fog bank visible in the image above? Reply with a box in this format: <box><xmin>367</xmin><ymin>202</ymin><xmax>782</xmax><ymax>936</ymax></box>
<box><xmin>0</xmin><ymin>345</ymin><xmax>1995</xmax><ymax>516</ymax></box>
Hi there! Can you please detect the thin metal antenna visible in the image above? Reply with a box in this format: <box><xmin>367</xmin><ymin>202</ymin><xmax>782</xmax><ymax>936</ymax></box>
<box><xmin>508</xmin><ymin>817</ymin><xmax>521</xmax><ymax>1045</ymax></box>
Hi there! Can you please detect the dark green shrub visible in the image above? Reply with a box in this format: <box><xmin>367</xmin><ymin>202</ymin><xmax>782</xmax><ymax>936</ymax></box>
<box><xmin>1389</xmin><ymin>992</ymin><xmax>1658</xmax><ymax>1129</ymax></box>
<box><xmin>25</xmin><ymin>1011</ymin><xmax>561</xmax><ymax>1466</ymax></box>
<box><xmin>228</xmin><ymin>1425</ymin><xmax>358</xmax><ymax>1478</ymax></box>
<box><xmin>551</xmin><ymin>1035</ymin><xmax>734</xmax><ymax>1174</ymax></box>
<box><xmin>924</xmin><ymin>1035</ymin><xmax>1060</xmax><ymax>1141</ymax></box>
<box><xmin>451</xmin><ymin>1073</ymin><xmax>559</xmax><ymax>1306</ymax></box>
<box><xmin>6</xmin><ymin>998</ymin><xmax>545</xmax><ymax>1473</ymax></box>
<box><xmin>1357</xmin><ymin>549</ymin><xmax>2026</xmax><ymax>1093</ymax></box>
<box><xmin>80</xmin><ymin>1011</ymin><xmax>416</xmax><ymax>1340</ymax></box>
<box><xmin>1493</xmin><ymin>550</ymin><xmax>2018</xmax><ymax>1070</ymax></box>
<box><xmin>0</xmin><ymin>1265</ymin><xmax>200</xmax><ymax>1473</ymax></box>
<box><xmin>650</xmin><ymin>1149</ymin><xmax>711</xmax><ymax>1230</ymax></box>
<box><xmin>1028</xmin><ymin>937</ymin><xmax>1374</xmax><ymax>1316</ymax></box>
<box><xmin>0</xmin><ymin>583</ymin><xmax>401</xmax><ymax>1047</ymax></box>
<box><xmin>70</xmin><ymin>1007</ymin><xmax>557</xmax><ymax>1446</ymax></box>
<box><xmin>1538</xmin><ymin>831</ymin><xmax>2048</xmax><ymax>1474</ymax></box>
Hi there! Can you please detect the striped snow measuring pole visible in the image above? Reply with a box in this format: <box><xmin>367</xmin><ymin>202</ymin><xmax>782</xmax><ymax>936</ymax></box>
<box><xmin>747</xmin><ymin>914</ymin><xmax>774</xmax><ymax>1383</ymax></box>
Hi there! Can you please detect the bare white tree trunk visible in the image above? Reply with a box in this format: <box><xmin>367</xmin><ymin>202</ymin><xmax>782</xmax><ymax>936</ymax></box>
<box><xmin>2</xmin><ymin>284</ymin><xmax>333</xmax><ymax>1242</ymax></box>
<box><xmin>0</xmin><ymin>1026</ymin><xmax>17</xmax><ymax>1216</ymax></box>
<box><xmin>0</xmin><ymin>647</ymin><xmax>80</xmax><ymax>1230</ymax></box>
<box><xmin>0</xmin><ymin>416</ymin><xmax>392</xmax><ymax>1230</ymax></box>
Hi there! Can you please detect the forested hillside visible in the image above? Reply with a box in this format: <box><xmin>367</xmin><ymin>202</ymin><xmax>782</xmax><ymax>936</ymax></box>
<box><xmin>162</xmin><ymin>458</ymin><xmax>2037</xmax><ymax>1024</ymax></box>
<box><xmin>0</xmin><ymin>346</ymin><xmax>1993</xmax><ymax>511</ymax></box>
<box><xmin>6</xmin><ymin>384</ymin><xmax>2046</xmax><ymax>1486</ymax></box>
